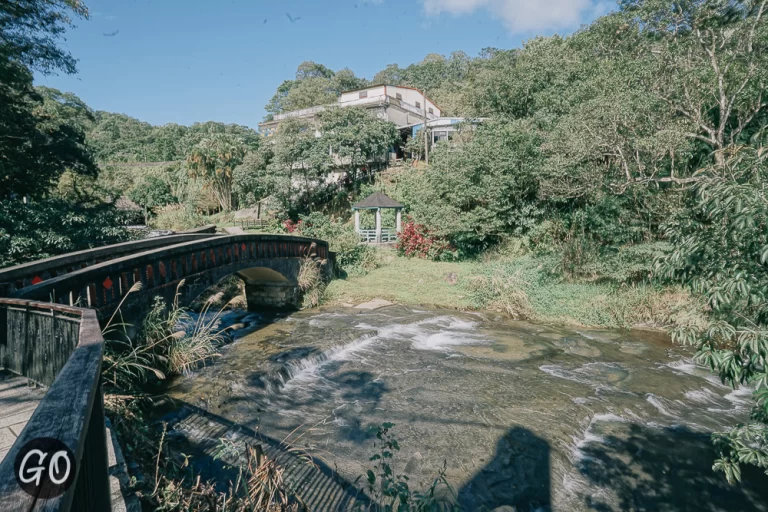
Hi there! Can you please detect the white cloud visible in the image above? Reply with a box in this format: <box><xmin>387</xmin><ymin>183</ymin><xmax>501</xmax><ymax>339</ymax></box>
<box><xmin>422</xmin><ymin>0</ymin><xmax>612</xmax><ymax>33</ymax></box>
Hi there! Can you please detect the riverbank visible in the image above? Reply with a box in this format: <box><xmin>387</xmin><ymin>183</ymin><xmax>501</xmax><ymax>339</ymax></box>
<box><xmin>325</xmin><ymin>247</ymin><xmax>706</xmax><ymax>330</ymax></box>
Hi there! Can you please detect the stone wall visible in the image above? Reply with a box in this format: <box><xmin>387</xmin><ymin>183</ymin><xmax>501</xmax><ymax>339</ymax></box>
<box><xmin>245</xmin><ymin>282</ymin><xmax>301</xmax><ymax>309</ymax></box>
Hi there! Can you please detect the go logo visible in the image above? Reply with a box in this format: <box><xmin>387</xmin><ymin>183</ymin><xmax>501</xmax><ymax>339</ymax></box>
<box><xmin>13</xmin><ymin>438</ymin><xmax>76</xmax><ymax>499</ymax></box>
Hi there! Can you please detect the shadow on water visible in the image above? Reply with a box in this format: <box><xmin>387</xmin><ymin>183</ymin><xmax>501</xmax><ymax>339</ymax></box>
<box><xmin>457</xmin><ymin>427</ymin><xmax>551</xmax><ymax>512</ymax></box>
<box><xmin>240</xmin><ymin>368</ymin><xmax>390</xmax><ymax>445</ymax></box>
<box><xmin>578</xmin><ymin>423</ymin><xmax>768</xmax><ymax>512</ymax></box>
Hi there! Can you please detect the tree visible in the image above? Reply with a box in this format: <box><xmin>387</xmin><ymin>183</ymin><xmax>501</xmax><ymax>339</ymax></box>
<box><xmin>396</xmin><ymin>119</ymin><xmax>543</xmax><ymax>255</ymax></box>
<box><xmin>264</xmin><ymin>118</ymin><xmax>329</xmax><ymax>216</ymax></box>
<box><xmin>186</xmin><ymin>134</ymin><xmax>246</xmax><ymax>212</ymax></box>
<box><xmin>128</xmin><ymin>176</ymin><xmax>176</xmax><ymax>224</ymax></box>
<box><xmin>0</xmin><ymin>0</ymin><xmax>88</xmax><ymax>74</ymax></box>
<box><xmin>232</xmin><ymin>150</ymin><xmax>273</xmax><ymax>208</ymax></box>
<box><xmin>317</xmin><ymin>107</ymin><xmax>399</xmax><ymax>183</ymax></box>
<box><xmin>656</xmin><ymin>145</ymin><xmax>768</xmax><ymax>483</ymax></box>
<box><xmin>618</xmin><ymin>0</ymin><xmax>768</xmax><ymax>165</ymax></box>
<box><xmin>264</xmin><ymin>61</ymin><xmax>368</xmax><ymax>117</ymax></box>
<box><xmin>0</xmin><ymin>58</ymin><xmax>98</xmax><ymax>200</ymax></box>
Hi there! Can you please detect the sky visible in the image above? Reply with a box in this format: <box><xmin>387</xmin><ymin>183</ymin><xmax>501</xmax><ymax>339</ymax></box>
<box><xmin>34</xmin><ymin>0</ymin><xmax>615</xmax><ymax>129</ymax></box>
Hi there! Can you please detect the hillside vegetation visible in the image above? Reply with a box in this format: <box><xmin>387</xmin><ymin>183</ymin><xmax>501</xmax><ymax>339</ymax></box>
<box><xmin>2</xmin><ymin>0</ymin><xmax>768</xmax><ymax>486</ymax></box>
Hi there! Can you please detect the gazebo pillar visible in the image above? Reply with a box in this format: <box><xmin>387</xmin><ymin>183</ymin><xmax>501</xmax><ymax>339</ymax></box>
<box><xmin>354</xmin><ymin>210</ymin><xmax>360</xmax><ymax>234</ymax></box>
<box><xmin>396</xmin><ymin>208</ymin><xmax>402</xmax><ymax>234</ymax></box>
<box><xmin>375</xmin><ymin>208</ymin><xmax>382</xmax><ymax>243</ymax></box>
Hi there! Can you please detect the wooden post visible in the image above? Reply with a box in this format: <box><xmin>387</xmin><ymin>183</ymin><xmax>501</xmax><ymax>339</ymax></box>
<box><xmin>396</xmin><ymin>209</ymin><xmax>402</xmax><ymax>234</ymax></box>
<box><xmin>375</xmin><ymin>208</ymin><xmax>382</xmax><ymax>244</ymax></box>
<box><xmin>354</xmin><ymin>210</ymin><xmax>361</xmax><ymax>234</ymax></box>
<box><xmin>71</xmin><ymin>378</ymin><xmax>112</xmax><ymax>511</ymax></box>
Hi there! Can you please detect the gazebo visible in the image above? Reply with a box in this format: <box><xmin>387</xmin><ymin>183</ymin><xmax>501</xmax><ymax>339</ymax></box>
<box><xmin>352</xmin><ymin>192</ymin><xmax>404</xmax><ymax>244</ymax></box>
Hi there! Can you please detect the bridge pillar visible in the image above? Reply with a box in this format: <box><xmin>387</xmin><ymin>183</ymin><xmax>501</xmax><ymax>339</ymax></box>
<box><xmin>245</xmin><ymin>282</ymin><xmax>301</xmax><ymax>310</ymax></box>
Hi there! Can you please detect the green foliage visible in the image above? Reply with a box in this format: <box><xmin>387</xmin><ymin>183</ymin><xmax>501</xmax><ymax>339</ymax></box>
<box><xmin>128</xmin><ymin>176</ymin><xmax>176</xmax><ymax>215</ymax></box>
<box><xmin>186</xmin><ymin>133</ymin><xmax>247</xmax><ymax>212</ymax></box>
<box><xmin>102</xmin><ymin>282</ymin><xmax>227</xmax><ymax>392</ymax></box>
<box><xmin>0</xmin><ymin>0</ymin><xmax>88</xmax><ymax>75</ymax></box>
<box><xmin>0</xmin><ymin>198</ymin><xmax>129</xmax><ymax>268</ymax></box>
<box><xmin>254</xmin><ymin>109</ymin><xmax>398</xmax><ymax>218</ymax></box>
<box><xmin>317</xmin><ymin>107</ymin><xmax>400</xmax><ymax>176</ymax></box>
<box><xmin>295</xmin><ymin>212</ymin><xmax>379</xmax><ymax>276</ymax></box>
<box><xmin>0</xmin><ymin>59</ymin><xmax>99</xmax><ymax>200</ymax></box>
<box><xmin>87</xmin><ymin>114</ymin><xmax>259</xmax><ymax>163</ymax></box>
<box><xmin>265</xmin><ymin>61</ymin><xmax>368</xmax><ymax>117</ymax></box>
<box><xmin>151</xmin><ymin>204</ymin><xmax>205</xmax><ymax>231</ymax></box>
<box><xmin>656</xmin><ymin>146</ymin><xmax>768</xmax><ymax>482</ymax></box>
<box><xmin>359</xmin><ymin>423</ymin><xmax>458</xmax><ymax>511</ymax></box>
<box><xmin>232</xmin><ymin>150</ymin><xmax>271</xmax><ymax>208</ymax></box>
<box><xmin>372</xmin><ymin>52</ymin><xmax>472</xmax><ymax>116</ymax></box>
<box><xmin>394</xmin><ymin>119</ymin><xmax>543</xmax><ymax>256</ymax></box>
<box><xmin>469</xmin><ymin>254</ymin><xmax>703</xmax><ymax>328</ymax></box>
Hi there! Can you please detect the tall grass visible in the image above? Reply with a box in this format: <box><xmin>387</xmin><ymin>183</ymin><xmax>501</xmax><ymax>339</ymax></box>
<box><xmin>298</xmin><ymin>243</ymin><xmax>327</xmax><ymax>309</ymax></box>
<box><xmin>101</xmin><ymin>280</ymin><xmax>232</xmax><ymax>393</ymax></box>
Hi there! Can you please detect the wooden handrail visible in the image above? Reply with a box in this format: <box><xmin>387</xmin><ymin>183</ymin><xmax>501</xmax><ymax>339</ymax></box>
<box><xmin>0</xmin><ymin>300</ymin><xmax>109</xmax><ymax>511</ymax></box>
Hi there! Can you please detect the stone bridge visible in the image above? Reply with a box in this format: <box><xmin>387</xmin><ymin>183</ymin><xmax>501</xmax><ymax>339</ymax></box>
<box><xmin>0</xmin><ymin>232</ymin><xmax>334</xmax><ymax>322</ymax></box>
<box><xmin>0</xmin><ymin>232</ymin><xmax>334</xmax><ymax>510</ymax></box>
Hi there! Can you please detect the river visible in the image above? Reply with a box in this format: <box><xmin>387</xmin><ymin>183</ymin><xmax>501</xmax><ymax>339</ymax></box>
<box><xmin>165</xmin><ymin>305</ymin><xmax>768</xmax><ymax>511</ymax></box>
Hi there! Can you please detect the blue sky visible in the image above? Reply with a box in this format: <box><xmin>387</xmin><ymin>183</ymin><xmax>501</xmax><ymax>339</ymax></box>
<box><xmin>34</xmin><ymin>0</ymin><xmax>614</xmax><ymax>128</ymax></box>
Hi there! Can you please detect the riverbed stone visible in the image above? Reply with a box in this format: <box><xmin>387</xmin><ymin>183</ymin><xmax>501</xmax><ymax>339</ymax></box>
<box><xmin>354</xmin><ymin>298</ymin><xmax>394</xmax><ymax>310</ymax></box>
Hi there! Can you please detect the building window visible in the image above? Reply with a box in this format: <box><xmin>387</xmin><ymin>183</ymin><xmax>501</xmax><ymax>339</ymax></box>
<box><xmin>359</xmin><ymin>91</ymin><xmax>368</xmax><ymax>99</ymax></box>
<box><xmin>396</xmin><ymin>92</ymin><xmax>402</xmax><ymax>100</ymax></box>
<box><xmin>415</xmin><ymin>101</ymin><xmax>421</xmax><ymax>109</ymax></box>
<box><xmin>433</xmin><ymin>131</ymin><xmax>449</xmax><ymax>144</ymax></box>
<box><xmin>428</xmin><ymin>107</ymin><xmax>434</xmax><ymax>114</ymax></box>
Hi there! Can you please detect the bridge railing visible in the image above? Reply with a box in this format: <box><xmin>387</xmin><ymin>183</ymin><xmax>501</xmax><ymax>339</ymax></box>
<box><xmin>12</xmin><ymin>234</ymin><xmax>331</xmax><ymax>318</ymax></box>
<box><xmin>0</xmin><ymin>231</ymin><xmax>219</xmax><ymax>297</ymax></box>
<box><xmin>0</xmin><ymin>299</ymin><xmax>109</xmax><ymax>511</ymax></box>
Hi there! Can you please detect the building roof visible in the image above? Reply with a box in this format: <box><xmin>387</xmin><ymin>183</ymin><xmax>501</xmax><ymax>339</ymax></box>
<box><xmin>352</xmin><ymin>192</ymin><xmax>403</xmax><ymax>209</ymax></box>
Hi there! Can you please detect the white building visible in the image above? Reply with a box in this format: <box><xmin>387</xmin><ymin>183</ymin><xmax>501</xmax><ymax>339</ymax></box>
<box><xmin>259</xmin><ymin>84</ymin><xmax>442</xmax><ymax>136</ymax></box>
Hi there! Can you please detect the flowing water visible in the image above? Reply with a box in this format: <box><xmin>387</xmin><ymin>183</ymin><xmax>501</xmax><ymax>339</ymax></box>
<box><xmin>166</xmin><ymin>305</ymin><xmax>768</xmax><ymax>511</ymax></box>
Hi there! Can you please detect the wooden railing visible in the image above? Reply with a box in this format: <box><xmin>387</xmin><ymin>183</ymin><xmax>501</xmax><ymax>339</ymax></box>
<box><xmin>0</xmin><ymin>299</ymin><xmax>109</xmax><ymax>511</ymax></box>
<box><xmin>359</xmin><ymin>229</ymin><xmax>398</xmax><ymax>243</ymax></box>
<box><xmin>235</xmin><ymin>218</ymin><xmax>269</xmax><ymax>230</ymax></box>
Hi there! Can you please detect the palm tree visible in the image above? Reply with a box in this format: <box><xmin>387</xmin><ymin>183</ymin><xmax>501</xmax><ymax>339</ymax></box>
<box><xmin>186</xmin><ymin>134</ymin><xmax>246</xmax><ymax>212</ymax></box>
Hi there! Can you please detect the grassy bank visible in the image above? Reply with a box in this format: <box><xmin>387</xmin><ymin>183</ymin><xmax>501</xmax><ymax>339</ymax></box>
<box><xmin>326</xmin><ymin>247</ymin><xmax>706</xmax><ymax>330</ymax></box>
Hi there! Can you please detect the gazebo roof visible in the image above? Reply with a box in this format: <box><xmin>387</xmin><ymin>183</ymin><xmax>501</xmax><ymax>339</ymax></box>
<box><xmin>352</xmin><ymin>192</ymin><xmax>403</xmax><ymax>210</ymax></box>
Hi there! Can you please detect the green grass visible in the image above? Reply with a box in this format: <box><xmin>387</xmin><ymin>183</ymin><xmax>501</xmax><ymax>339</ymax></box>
<box><xmin>325</xmin><ymin>247</ymin><xmax>706</xmax><ymax>329</ymax></box>
<box><xmin>326</xmin><ymin>248</ymin><xmax>476</xmax><ymax>309</ymax></box>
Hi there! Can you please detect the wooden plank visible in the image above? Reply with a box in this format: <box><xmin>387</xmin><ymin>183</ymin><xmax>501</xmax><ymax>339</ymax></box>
<box><xmin>0</xmin><ymin>303</ymin><xmax>109</xmax><ymax>512</ymax></box>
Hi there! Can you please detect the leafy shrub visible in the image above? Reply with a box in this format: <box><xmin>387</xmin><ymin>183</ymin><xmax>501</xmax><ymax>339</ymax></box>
<box><xmin>0</xmin><ymin>198</ymin><xmax>130</xmax><ymax>268</ymax></box>
<box><xmin>655</xmin><ymin>148</ymin><xmax>768</xmax><ymax>483</ymax></box>
<box><xmin>128</xmin><ymin>176</ymin><xmax>176</xmax><ymax>217</ymax></box>
<box><xmin>396</xmin><ymin>218</ymin><xmax>456</xmax><ymax>261</ymax></box>
<box><xmin>152</xmin><ymin>204</ymin><xmax>204</xmax><ymax>231</ymax></box>
<box><xmin>361</xmin><ymin>423</ymin><xmax>458</xmax><ymax>511</ymax></box>
<box><xmin>291</xmin><ymin>212</ymin><xmax>379</xmax><ymax>275</ymax></box>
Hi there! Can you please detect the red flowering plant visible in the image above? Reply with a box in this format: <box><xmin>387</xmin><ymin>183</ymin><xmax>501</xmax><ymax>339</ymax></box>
<box><xmin>396</xmin><ymin>217</ymin><xmax>455</xmax><ymax>260</ymax></box>
<box><xmin>283</xmin><ymin>219</ymin><xmax>303</xmax><ymax>233</ymax></box>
